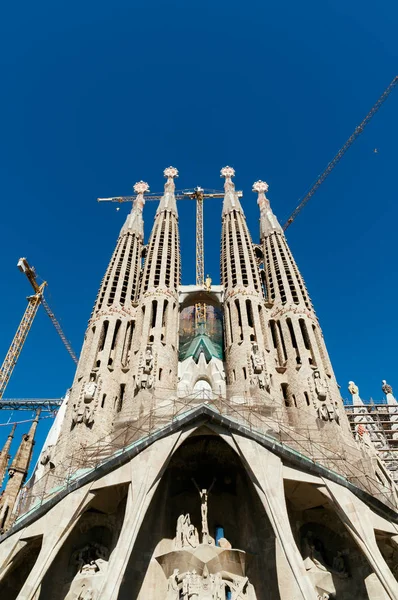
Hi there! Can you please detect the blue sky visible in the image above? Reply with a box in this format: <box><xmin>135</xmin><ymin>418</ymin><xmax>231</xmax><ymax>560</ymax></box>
<box><xmin>0</xmin><ymin>0</ymin><xmax>397</xmax><ymax>467</ymax></box>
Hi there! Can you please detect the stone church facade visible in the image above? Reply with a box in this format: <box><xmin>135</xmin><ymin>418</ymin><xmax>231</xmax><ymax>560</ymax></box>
<box><xmin>0</xmin><ymin>167</ymin><xmax>397</xmax><ymax>599</ymax></box>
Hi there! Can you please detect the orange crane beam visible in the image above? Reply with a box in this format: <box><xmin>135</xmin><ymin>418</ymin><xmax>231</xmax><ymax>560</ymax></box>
<box><xmin>283</xmin><ymin>76</ymin><xmax>398</xmax><ymax>230</ymax></box>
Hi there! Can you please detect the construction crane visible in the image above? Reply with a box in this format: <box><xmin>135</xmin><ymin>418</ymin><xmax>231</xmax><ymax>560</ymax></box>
<box><xmin>283</xmin><ymin>76</ymin><xmax>398</xmax><ymax>230</ymax></box>
<box><xmin>98</xmin><ymin>187</ymin><xmax>241</xmax><ymax>329</ymax></box>
<box><xmin>0</xmin><ymin>398</ymin><xmax>63</xmax><ymax>412</ymax></box>
<box><xmin>0</xmin><ymin>258</ymin><xmax>78</xmax><ymax>400</ymax></box>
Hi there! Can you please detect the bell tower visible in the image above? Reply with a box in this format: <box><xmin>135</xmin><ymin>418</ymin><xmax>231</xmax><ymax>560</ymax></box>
<box><xmin>120</xmin><ymin>167</ymin><xmax>181</xmax><ymax>423</ymax></box>
<box><xmin>255</xmin><ymin>180</ymin><xmax>350</xmax><ymax>431</ymax></box>
<box><xmin>55</xmin><ymin>181</ymin><xmax>148</xmax><ymax>457</ymax></box>
<box><xmin>220</xmin><ymin>167</ymin><xmax>274</xmax><ymax>400</ymax></box>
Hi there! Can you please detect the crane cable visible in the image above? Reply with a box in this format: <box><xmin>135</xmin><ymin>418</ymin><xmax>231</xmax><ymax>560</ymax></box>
<box><xmin>283</xmin><ymin>76</ymin><xmax>398</xmax><ymax>230</ymax></box>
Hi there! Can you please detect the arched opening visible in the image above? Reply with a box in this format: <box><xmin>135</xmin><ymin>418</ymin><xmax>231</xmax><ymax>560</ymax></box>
<box><xmin>38</xmin><ymin>484</ymin><xmax>128</xmax><ymax>600</ymax></box>
<box><xmin>0</xmin><ymin>536</ymin><xmax>42</xmax><ymax>600</ymax></box>
<box><xmin>192</xmin><ymin>379</ymin><xmax>213</xmax><ymax>399</ymax></box>
<box><xmin>284</xmin><ymin>477</ymin><xmax>378</xmax><ymax>598</ymax></box>
<box><xmin>117</xmin><ymin>433</ymin><xmax>280</xmax><ymax>599</ymax></box>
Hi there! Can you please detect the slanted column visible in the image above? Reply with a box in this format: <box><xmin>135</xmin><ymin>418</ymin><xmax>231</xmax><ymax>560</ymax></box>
<box><xmin>122</xmin><ymin>167</ymin><xmax>181</xmax><ymax>423</ymax></box>
<box><xmin>220</xmin><ymin>168</ymin><xmax>275</xmax><ymax>400</ymax></box>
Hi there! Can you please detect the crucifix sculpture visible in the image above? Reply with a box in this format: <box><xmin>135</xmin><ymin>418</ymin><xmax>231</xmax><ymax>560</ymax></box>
<box><xmin>192</xmin><ymin>477</ymin><xmax>216</xmax><ymax>545</ymax></box>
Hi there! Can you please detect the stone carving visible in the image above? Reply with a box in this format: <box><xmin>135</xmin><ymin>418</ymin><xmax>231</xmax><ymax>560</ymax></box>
<box><xmin>382</xmin><ymin>380</ymin><xmax>393</xmax><ymax>395</ymax></box>
<box><xmin>175</xmin><ymin>514</ymin><xmax>199</xmax><ymax>549</ymax></box>
<box><xmin>205</xmin><ymin>275</ymin><xmax>212</xmax><ymax>291</ymax></box>
<box><xmin>72</xmin><ymin>374</ymin><xmax>100</xmax><ymax>428</ymax></box>
<box><xmin>136</xmin><ymin>345</ymin><xmax>155</xmax><ymax>390</ymax></box>
<box><xmin>65</xmin><ymin>543</ymin><xmax>109</xmax><ymax>600</ymax></box>
<box><xmin>167</xmin><ymin>569</ymin><xmax>254</xmax><ymax>599</ymax></box>
<box><xmin>83</xmin><ymin>380</ymin><xmax>97</xmax><ymax>402</ymax></box>
<box><xmin>302</xmin><ymin>532</ymin><xmax>348</xmax><ymax>578</ymax></box>
<box><xmin>164</xmin><ymin>166</ymin><xmax>179</xmax><ymax>180</ymax></box>
<box><xmin>250</xmin><ymin>344</ymin><xmax>270</xmax><ymax>391</ymax></box>
<box><xmin>133</xmin><ymin>180</ymin><xmax>150</xmax><ymax>206</ymax></box>
<box><xmin>193</xmin><ymin>478</ymin><xmax>216</xmax><ymax>545</ymax></box>
<box><xmin>317</xmin><ymin>403</ymin><xmax>340</xmax><ymax>424</ymax></box>
<box><xmin>220</xmin><ymin>166</ymin><xmax>235</xmax><ymax>180</ymax></box>
<box><xmin>166</xmin><ymin>568</ymin><xmax>180</xmax><ymax>600</ymax></box>
<box><xmin>159</xmin><ymin>489</ymin><xmax>257</xmax><ymax>599</ymax></box>
<box><xmin>348</xmin><ymin>381</ymin><xmax>358</xmax><ymax>395</ymax></box>
<box><xmin>40</xmin><ymin>444</ymin><xmax>55</xmax><ymax>469</ymax></box>
<box><xmin>313</xmin><ymin>370</ymin><xmax>327</xmax><ymax>401</ymax></box>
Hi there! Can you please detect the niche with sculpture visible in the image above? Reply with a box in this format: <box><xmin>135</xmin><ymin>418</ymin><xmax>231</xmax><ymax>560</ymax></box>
<box><xmin>117</xmin><ymin>432</ymin><xmax>280</xmax><ymax>600</ymax></box>
<box><xmin>284</xmin><ymin>479</ymin><xmax>379</xmax><ymax>599</ymax></box>
<box><xmin>37</xmin><ymin>484</ymin><xmax>127</xmax><ymax>600</ymax></box>
<box><xmin>0</xmin><ymin>535</ymin><xmax>42</xmax><ymax>600</ymax></box>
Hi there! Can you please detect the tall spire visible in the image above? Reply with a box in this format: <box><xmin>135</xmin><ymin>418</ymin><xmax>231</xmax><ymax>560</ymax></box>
<box><xmin>255</xmin><ymin>177</ymin><xmax>351</xmax><ymax>435</ymax></box>
<box><xmin>52</xmin><ymin>178</ymin><xmax>149</xmax><ymax>461</ymax></box>
<box><xmin>0</xmin><ymin>423</ymin><xmax>16</xmax><ymax>488</ymax></box>
<box><xmin>0</xmin><ymin>411</ymin><xmax>39</xmax><ymax>532</ymax></box>
<box><xmin>157</xmin><ymin>166</ymin><xmax>179</xmax><ymax>215</ymax></box>
<box><xmin>120</xmin><ymin>180</ymin><xmax>148</xmax><ymax>236</ymax></box>
<box><xmin>220</xmin><ymin>167</ymin><xmax>273</xmax><ymax>399</ymax></box>
<box><xmin>253</xmin><ymin>180</ymin><xmax>283</xmax><ymax>237</ymax></box>
<box><xmin>120</xmin><ymin>166</ymin><xmax>181</xmax><ymax>424</ymax></box>
<box><xmin>221</xmin><ymin>166</ymin><xmax>243</xmax><ymax>214</ymax></box>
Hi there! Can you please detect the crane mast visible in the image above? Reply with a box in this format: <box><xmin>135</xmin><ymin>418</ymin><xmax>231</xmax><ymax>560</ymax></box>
<box><xmin>0</xmin><ymin>258</ymin><xmax>78</xmax><ymax>401</ymax></box>
<box><xmin>0</xmin><ymin>287</ymin><xmax>44</xmax><ymax>399</ymax></box>
<box><xmin>283</xmin><ymin>76</ymin><xmax>398</xmax><ymax>230</ymax></box>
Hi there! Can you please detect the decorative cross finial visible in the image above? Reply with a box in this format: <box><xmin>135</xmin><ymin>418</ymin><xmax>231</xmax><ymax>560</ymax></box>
<box><xmin>164</xmin><ymin>166</ymin><xmax>179</xmax><ymax>181</ymax></box>
<box><xmin>221</xmin><ymin>166</ymin><xmax>236</xmax><ymax>194</ymax></box>
<box><xmin>133</xmin><ymin>181</ymin><xmax>149</xmax><ymax>210</ymax></box>
<box><xmin>133</xmin><ymin>181</ymin><xmax>149</xmax><ymax>195</ymax></box>
<box><xmin>220</xmin><ymin>166</ymin><xmax>235</xmax><ymax>181</ymax></box>
<box><xmin>252</xmin><ymin>180</ymin><xmax>269</xmax><ymax>194</ymax></box>
<box><xmin>253</xmin><ymin>180</ymin><xmax>270</xmax><ymax>210</ymax></box>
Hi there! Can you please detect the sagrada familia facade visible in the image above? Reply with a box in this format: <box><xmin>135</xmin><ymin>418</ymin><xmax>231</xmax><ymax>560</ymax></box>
<box><xmin>0</xmin><ymin>166</ymin><xmax>397</xmax><ymax>599</ymax></box>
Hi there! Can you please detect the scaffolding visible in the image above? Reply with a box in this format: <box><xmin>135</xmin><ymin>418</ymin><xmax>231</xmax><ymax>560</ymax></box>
<box><xmin>13</xmin><ymin>389</ymin><xmax>398</xmax><ymax>527</ymax></box>
<box><xmin>344</xmin><ymin>402</ymin><xmax>398</xmax><ymax>482</ymax></box>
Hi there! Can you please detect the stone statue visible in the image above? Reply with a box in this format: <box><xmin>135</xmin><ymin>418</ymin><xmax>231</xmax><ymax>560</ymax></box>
<box><xmin>250</xmin><ymin>344</ymin><xmax>269</xmax><ymax>391</ymax></box>
<box><xmin>332</xmin><ymin>550</ymin><xmax>347</xmax><ymax>576</ymax></box>
<box><xmin>302</xmin><ymin>532</ymin><xmax>348</xmax><ymax>579</ymax></box>
<box><xmin>40</xmin><ymin>444</ymin><xmax>54</xmax><ymax>468</ymax></box>
<box><xmin>166</xmin><ymin>569</ymin><xmax>180</xmax><ymax>600</ymax></box>
<box><xmin>137</xmin><ymin>345</ymin><xmax>154</xmax><ymax>390</ymax></box>
<box><xmin>65</xmin><ymin>543</ymin><xmax>109</xmax><ymax>600</ymax></box>
<box><xmin>382</xmin><ymin>380</ymin><xmax>393</xmax><ymax>395</ymax></box>
<box><xmin>83</xmin><ymin>379</ymin><xmax>97</xmax><ymax>402</ymax></box>
<box><xmin>192</xmin><ymin>478</ymin><xmax>216</xmax><ymax>545</ymax></box>
<box><xmin>205</xmin><ymin>275</ymin><xmax>212</xmax><ymax>291</ymax></box>
<box><xmin>348</xmin><ymin>381</ymin><xmax>359</xmax><ymax>395</ymax></box>
<box><xmin>212</xmin><ymin>572</ymin><xmax>225</xmax><ymax>599</ymax></box>
<box><xmin>313</xmin><ymin>371</ymin><xmax>327</xmax><ymax>401</ymax></box>
<box><xmin>175</xmin><ymin>514</ymin><xmax>199</xmax><ymax>549</ymax></box>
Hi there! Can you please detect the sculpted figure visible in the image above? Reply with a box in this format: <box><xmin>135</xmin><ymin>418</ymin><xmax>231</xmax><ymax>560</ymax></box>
<box><xmin>66</xmin><ymin>543</ymin><xmax>108</xmax><ymax>600</ymax></box>
<box><xmin>192</xmin><ymin>478</ymin><xmax>216</xmax><ymax>544</ymax></box>
<box><xmin>40</xmin><ymin>444</ymin><xmax>55</xmax><ymax>468</ymax></box>
<box><xmin>212</xmin><ymin>572</ymin><xmax>225</xmax><ymax>599</ymax></box>
<box><xmin>348</xmin><ymin>381</ymin><xmax>359</xmax><ymax>395</ymax></box>
<box><xmin>313</xmin><ymin>371</ymin><xmax>327</xmax><ymax>401</ymax></box>
<box><xmin>138</xmin><ymin>346</ymin><xmax>154</xmax><ymax>390</ymax></box>
<box><xmin>382</xmin><ymin>380</ymin><xmax>393</xmax><ymax>395</ymax></box>
<box><xmin>205</xmin><ymin>274</ymin><xmax>212</xmax><ymax>291</ymax></box>
<box><xmin>83</xmin><ymin>380</ymin><xmax>97</xmax><ymax>402</ymax></box>
<box><xmin>175</xmin><ymin>514</ymin><xmax>198</xmax><ymax>549</ymax></box>
<box><xmin>166</xmin><ymin>569</ymin><xmax>180</xmax><ymax>600</ymax></box>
